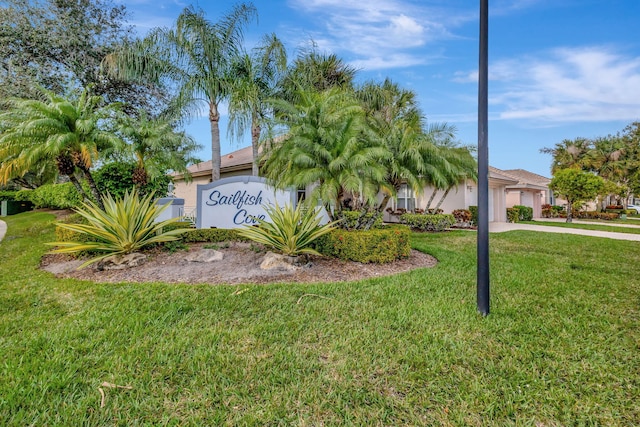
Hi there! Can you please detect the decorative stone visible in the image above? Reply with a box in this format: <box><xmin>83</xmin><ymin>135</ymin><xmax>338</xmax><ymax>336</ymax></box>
<box><xmin>185</xmin><ymin>249</ymin><xmax>224</xmax><ymax>263</ymax></box>
<box><xmin>260</xmin><ymin>252</ymin><xmax>299</xmax><ymax>271</ymax></box>
<box><xmin>97</xmin><ymin>253</ymin><xmax>147</xmax><ymax>270</ymax></box>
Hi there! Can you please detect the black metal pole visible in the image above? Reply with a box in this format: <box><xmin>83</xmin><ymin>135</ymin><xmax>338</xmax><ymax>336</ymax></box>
<box><xmin>477</xmin><ymin>0</ymin><xmax>490</xmax><ymax>316</ymax></box>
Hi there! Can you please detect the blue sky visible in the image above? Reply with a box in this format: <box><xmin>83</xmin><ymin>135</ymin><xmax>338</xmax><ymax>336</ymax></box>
<box><xmin>120</xmin><ymin>0</ymin><xmax>640</xmax><ymax>177</ymax></box>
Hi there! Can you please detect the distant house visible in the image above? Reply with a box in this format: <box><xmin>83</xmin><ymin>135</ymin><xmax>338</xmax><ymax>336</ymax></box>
<box><xmin>500</xmin><ymin>169</ymin><xmax>552</xmax><ymax>219</ymax></box>
<box><xmin>172</xmin><ymin>146</ymin><xmax>550</xmax><ymax>223</ymax></box>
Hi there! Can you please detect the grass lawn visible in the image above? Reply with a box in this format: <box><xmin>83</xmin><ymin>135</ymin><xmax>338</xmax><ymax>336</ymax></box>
<box><xmin>524</xmin><ymin>220</ymin><xmax>640</xmax><ymax>235</ymax></box>
<box><xmin>1</xmin><ymin>212</ymin><xmax>639</xmax><ymax>426</ymax></box>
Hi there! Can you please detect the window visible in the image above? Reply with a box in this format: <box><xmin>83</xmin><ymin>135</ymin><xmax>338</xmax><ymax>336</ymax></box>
<box><xmin>396</xmin><ymin>184</ymin><xmax>415</xmax><ymax>211</ymax></box>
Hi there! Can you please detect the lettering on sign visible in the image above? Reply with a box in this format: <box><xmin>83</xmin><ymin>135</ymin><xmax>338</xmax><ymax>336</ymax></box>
<box><xmin>196</xmin><ymin>176</ymin><xmax>295</xmax><ymax>229</ymax></box>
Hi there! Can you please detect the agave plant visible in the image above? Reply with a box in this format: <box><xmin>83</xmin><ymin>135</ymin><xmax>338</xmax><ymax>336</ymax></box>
<box><xmin>236</xmin><ymin>202</ymin><xmax>339</xmax><ymax>257</ymax></box>
<box><xmin>47</xmin><ymin>189</ymin><xmax>187</xmax><ymax>268</ymax></box>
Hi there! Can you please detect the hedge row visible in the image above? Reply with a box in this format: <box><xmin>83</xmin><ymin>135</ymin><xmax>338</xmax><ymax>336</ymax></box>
<box><xmin>399</xmin><ymin>213</ymin><xmax>455</xmax><ymax>232</ymax></box>
<box><xmin>0</xmin><ymin>191</ymin><xmax>18</xmax><ymax>201</ymax></box>
<box><xmin>314</xmin><ymin>226</ymin><xmax>411</xmax><ymax>263</ymax></box>
<box><xmin>337</xmin><ymin>210</ymin><xmax>384</xmax><ymax>230</ymax></box>
<box><xmin>180</xmin><ymin>228</ymin><xmax>250</xmax><ymax>243</ymax></box>
<box><xmin>16</xmin><ymin>183</ymin><xmax>83</xmax><ymax>209</ymax></box>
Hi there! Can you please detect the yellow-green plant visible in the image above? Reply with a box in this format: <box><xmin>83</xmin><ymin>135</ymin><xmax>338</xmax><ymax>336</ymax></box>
<box><xmin>47</xmin><ymin>189</ymin><xmax>187</xmax><ymax>268</ymax></box>
<box><xmin>236</xmin><ymin>202</ymin><xmax>340</xmax><ymax>256</ymax></box>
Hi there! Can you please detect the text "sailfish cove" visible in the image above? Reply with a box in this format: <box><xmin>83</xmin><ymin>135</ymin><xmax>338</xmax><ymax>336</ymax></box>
<box><xmin>206</xmin><ymin>190</ymin><xmax>263</xmax><ymax>210</ymax></box>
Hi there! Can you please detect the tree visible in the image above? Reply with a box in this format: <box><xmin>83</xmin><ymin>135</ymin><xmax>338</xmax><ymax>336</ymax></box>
<box><xmin>0</xmin><ymin>88</ymin><xmax>120</xmax><ymax>209</ymax></box>
<box><xmin>227</xmin><ymin>33</ymin><xmax>287</xmax><ymax>176</ymax></box>
<box><xmin>355</xmin><ymin>79</ymin><xmax>461</xmax><ymax>213</ymax></box>
<box><xmin>103</xmin><ymin>4</ymin><xmax>256</xmax><ymax>182</ymax></box>
<box><xmin>261</xmin><ymin>88</ymin><xmax>389</xmax><ymax>222</ymax></box>
<box><xmin>0</xmin><ymin>0</ymin><xmax>165</xmax><ymax>113</ymax></box>
<box><xmin>277</xmin><ymin>48</ymin><xmax>357</xmax><ymax>104</ymax></box>
<box><xmin>540</xmin><ymin>138</ymin><xmax>591</xmax><ymax>174</ymax></box>
<box><xmin>114</xmin><ymin>110</ymin><xmax>201</xmax><ymax>187</ymax></box>
<box><xmin>549</xmin><ymin>169</ymin><xmax>604</xmax><ymax>223</ymax></box>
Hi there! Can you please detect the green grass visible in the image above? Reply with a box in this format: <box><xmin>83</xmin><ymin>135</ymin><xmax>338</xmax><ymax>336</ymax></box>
<box><xmin>524</xmin><ymin>219</ymin><xmax>640</xmax><ymax>234</ymax></box>
<box><xmin>1</xmin><ymin>212</ymin><xmax>639</xmax><ymax>426</ymax></box>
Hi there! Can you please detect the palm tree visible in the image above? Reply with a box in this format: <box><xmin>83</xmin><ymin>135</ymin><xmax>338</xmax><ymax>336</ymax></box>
<box><xmin>261</xmin><ymin>88</ymin><xmax>389</xmax><ymax>221</ymax></box>
<box><xmin>227</xmin><ymin>33</ymin><xmax>287</xmax><ymax>176</ymax></box>
<box><xmin>115</xmin><ymin>110</ymin><xmax>201</xmax><ymax>187</ymax></box>
<box><xmin>0</xmin><ymin>88</ymin><xmax>120</xmax><ymax>209</ymax></box>
<box><xmin>540</xmin><ymin>138</ymin><xmax>591</xmax><ymax>174</ymax></box>
<box><xmin>277</xmin><ymin>48</ymin><xmax>358</xmax><ymax>104</ymax></box>
<box><xmin>431</xmin><ymin>144</ymin><xmax>478</xmax><ymax>211</ymax></box>
<box><xmin>103</xmin><ymin>4</ymin><xmax>256</xmax><ymax>182</ymax></box>
<box><xmin>356</xmin><ymin>79</ymin><xmax>458</xmax><ymax>213</ymax></box>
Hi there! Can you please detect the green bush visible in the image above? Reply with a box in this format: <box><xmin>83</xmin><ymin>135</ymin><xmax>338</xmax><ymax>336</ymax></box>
<box><xmin>513</xmin><ymin>205</ymin><xmax>533</xmax><ymax>221</ymax></box>
<box><xmin>399</xmin><ymin>213</ymin><xmax>455</xmax><ymax>232</ymax></box>
<box><xmin>314</xmin><ymin>226</ymin><xmax>411</xmax><ymax>263</ymax></box>
<box><xmin>574</xmin><ymin>211</ymin><xmax>619</xmax><ymax>220</ymax></box>
<box><xmin>15</xmin><ymin>183</ymin><xmax>83</xmax><ymax>209</ymax></box>
<box><xmin>506</xmin><ymin>207</ymin><xmax>519</xmax><ymax>223</ymax></box>
<box><xmin>181</xmin><ymin>228</ymin><xmax>249</xmax><ymax>243</ymax></box>
<box><xmin>337</xmin><ymin>210</ymin><xmax>384</xmax><ymax>230</ymax></box>
<box><xmin>0</xmin><ymin>190</ymin><xmax>18</xmax><ymax>201</ymax></box>
<box><xmin>469</xmin><ymin>205</ymin><xmax>478</xmax><ymax>225</ymax></box>
<box><xmin>94</xmin><ymin>161</ymin><xmax>171</xmax><ymax>198</ymax></box>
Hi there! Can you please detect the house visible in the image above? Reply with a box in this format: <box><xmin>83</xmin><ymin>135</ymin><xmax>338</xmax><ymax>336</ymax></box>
<box><xmin>499</xmin><ymin>169</ymin><xmax>552</xmax><ymax>219</ymax></box>
<box><xmin>172</xmin><ymin>146</ymin><xmax>540</xmax><ymax>223</ymax></box>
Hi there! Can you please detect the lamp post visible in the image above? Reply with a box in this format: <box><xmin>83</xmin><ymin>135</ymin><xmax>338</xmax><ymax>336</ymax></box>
<box><xmin>477</xmin><ymin>0</ymin><xmax>490</xmax><ymax>316</ymax></box>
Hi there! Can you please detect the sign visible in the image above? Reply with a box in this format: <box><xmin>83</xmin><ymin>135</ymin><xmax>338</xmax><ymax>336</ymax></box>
<box><xmin>196</xmin><ymin>176</ymin><xmax>296</xmax><ymax>229</ymax></box>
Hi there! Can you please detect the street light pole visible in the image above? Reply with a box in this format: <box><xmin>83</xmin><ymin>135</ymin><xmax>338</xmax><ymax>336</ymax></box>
<box><xmin>477</xmin><ymin>0</ymin><xmax>490</xmax><ymax>316</ymax></box>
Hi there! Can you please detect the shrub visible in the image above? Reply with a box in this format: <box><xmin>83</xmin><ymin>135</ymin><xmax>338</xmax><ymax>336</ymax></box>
<box><xmin>513</xmin><ymin>205</ymin><xmax>533</xmax><ymax>221</ymax></box>
<box><xmin>181</xmin><ymin>228</ymin><xmax>247</xmax><ymax>243</ymax></box>
<box><xmin>452</xmin><ymin>209</ymin><xmax>472</xmax><ymax>226</ymax></box>
<box><xmin>94</xmin><ymin>161</ymin><xmax>172</xmax><ymax>198</ymax></box>
<box><xmin>337</xmin><ymin>210</ymin><xmax>383</xmax><ymax>230</ymax></box>
<box><xmin>469</xmin><ymin>205</ymin><xmax>478</xmax><ymax>225</ymax></box>
<box><xmin>0</xmin><ymin>190</ymin><xmax>18</xmax><ymax>201</ymax></box>
<box><xmin>506</xmin><ymin>207</ymin><xmax>519</xmax><ymax>223</ymax></box>
<box><xmin>47</xmin><ymin>189</ymin><xmax>187</xmax><ymax>268</ymax></box>
<box><xmin>15</xmin><ymin>183</ymin><xmax>83</xmax><ymax>209</ymax></box>
<box><xmin>314</xmin><ymin>226</ymin><xmax>411</xmax><ymax>263</ymax></box>
<box><xmin>574</xmin><ymin>211</ymin><xmax>619</xmax><ymax>220</ymax></box>
<box><xmin>236</xmin><ymin>202</ymin><xmax>339</xmax><ymax>256</ymax></box>
<box><xmin>606</xmin><ymin>205</ymin><xmax>623</xmax><ymax>210</ymax></box>
<box><xmin>399</xmin><ymin>213</ymin><xmax>455</xmax><ymax>232</ymax></box>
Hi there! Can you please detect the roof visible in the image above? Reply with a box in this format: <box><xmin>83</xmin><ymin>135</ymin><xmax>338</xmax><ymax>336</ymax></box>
<box><xmin>173</xmin><ymin>145</ymin><xmax>254</xmax><ymax>179</ymax></box>
<box><xmin>488</xmin><ymin>166</ymin><xmax>519</xmax><ymax>185</ymax></box>
<box><xmin>499</xmin><ymin>168</ymin><xmax>551</xmax><ymax>191</ymax></box>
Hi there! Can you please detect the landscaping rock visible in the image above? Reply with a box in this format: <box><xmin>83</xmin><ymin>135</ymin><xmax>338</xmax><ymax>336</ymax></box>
<box><xmin>185</xmin><ymin>249</ymin><xmax>224</xmax><ymax>263</ymax></box>
<box><xmin>98</xmin><ymin>253</ymin><xmax>147</xmax><ymax>270</ymax></box>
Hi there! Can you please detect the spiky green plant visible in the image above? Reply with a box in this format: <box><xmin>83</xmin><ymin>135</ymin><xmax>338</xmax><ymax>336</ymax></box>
<box><xmin>236</xmin><ymin>202</ymin><xmax>340</xmax><ymax>257</ymax></box>
<box><xmin>47</xmin><ymin>189</ymin><xmax>186</xmax><ymax>268</ymax></box>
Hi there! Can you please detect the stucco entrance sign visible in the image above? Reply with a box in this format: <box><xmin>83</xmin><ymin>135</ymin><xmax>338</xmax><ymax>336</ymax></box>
<box><xmin>196</xmin><ymin>176</ymin><xmax>296</xmax><ymax>229</ymax></box>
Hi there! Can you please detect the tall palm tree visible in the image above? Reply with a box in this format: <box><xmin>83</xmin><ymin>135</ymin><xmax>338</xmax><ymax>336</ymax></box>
<box><xmin>0</xmin><ymin>88</ymin><xmax>120</xmax><ymax>209</ymax></box>
<box><xmin>227</xmin><ymin>33</ymin><xmax>287</xmax><ymax>176</ymax></box>
<box><xmin>103</xmin><ymin>4</ymin><xmax>256</xmax><ymax>181</ymax></box>
<box><xmin>115</xmin><ymin>110</ymin><xmax>201</xmax><ymax>187</ymax></box>
<box><xmin>261</xmin><ymin>88</ymin><xmax>389</xmax><ymax>221</ymax></box>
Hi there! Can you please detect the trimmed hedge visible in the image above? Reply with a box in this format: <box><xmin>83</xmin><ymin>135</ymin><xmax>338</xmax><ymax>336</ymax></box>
<box><xmin>314</xmin><ymin>226</ymin><xmax>411</xmax><ymax>263</ymax></box>
<box><xmin>0</xmin><ymin>191</ymin><xmax>18</xmax><ymax>201</ymax></box>
<box><xmin>337</xmin><ymin>210</ymin><xmax>384</xmax><ymax>230</ymax></box>
<box><xmin>513</xmin><ymin>205</ymin><xmax>533</xmax><ymax>221</ymax></box>
<box><xmin>399</xmin><ymin>213</ymin><xmax>455</xmax><ymax>232</ymax></box>
<box><xmin>181</xmin><ymin>228</ymin><xmax>250</xmax><ymax>243</ymax></box>
<box><xmin>574</xmin><ymin>211</ymin><xmax>619</xmax><ymax>220</ymax></box>
<box><xmin>506</xmin><ymin>207</ymin><xmax>519</xmax><ymax>223</ymax></box>
<box><xmin>16</xmin><ymin>183</ymin><xmax>83</xmax><ymax>209</ymax></box>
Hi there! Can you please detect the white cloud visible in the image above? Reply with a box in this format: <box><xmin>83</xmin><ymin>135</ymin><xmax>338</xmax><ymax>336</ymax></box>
<box><xmin>286</xmin><ymin>0</ymin><xmax>471</xmax><ymax>70</ymax></box>
<box><xmin>456</xmin><ymin>46</ymin><xmax>640</xmax><ymax>123</ymax></box>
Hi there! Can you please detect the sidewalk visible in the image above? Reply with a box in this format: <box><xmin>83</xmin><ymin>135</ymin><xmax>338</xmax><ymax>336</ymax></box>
<box><xmin>0</xmin><ymin>219</ymin><xmax>6</xmax><ymax>242</ymax></box>
<box><xmin>489</xmin><ymin>221</ymin><xmax>640</xmax><ymax>242</ymax></box>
